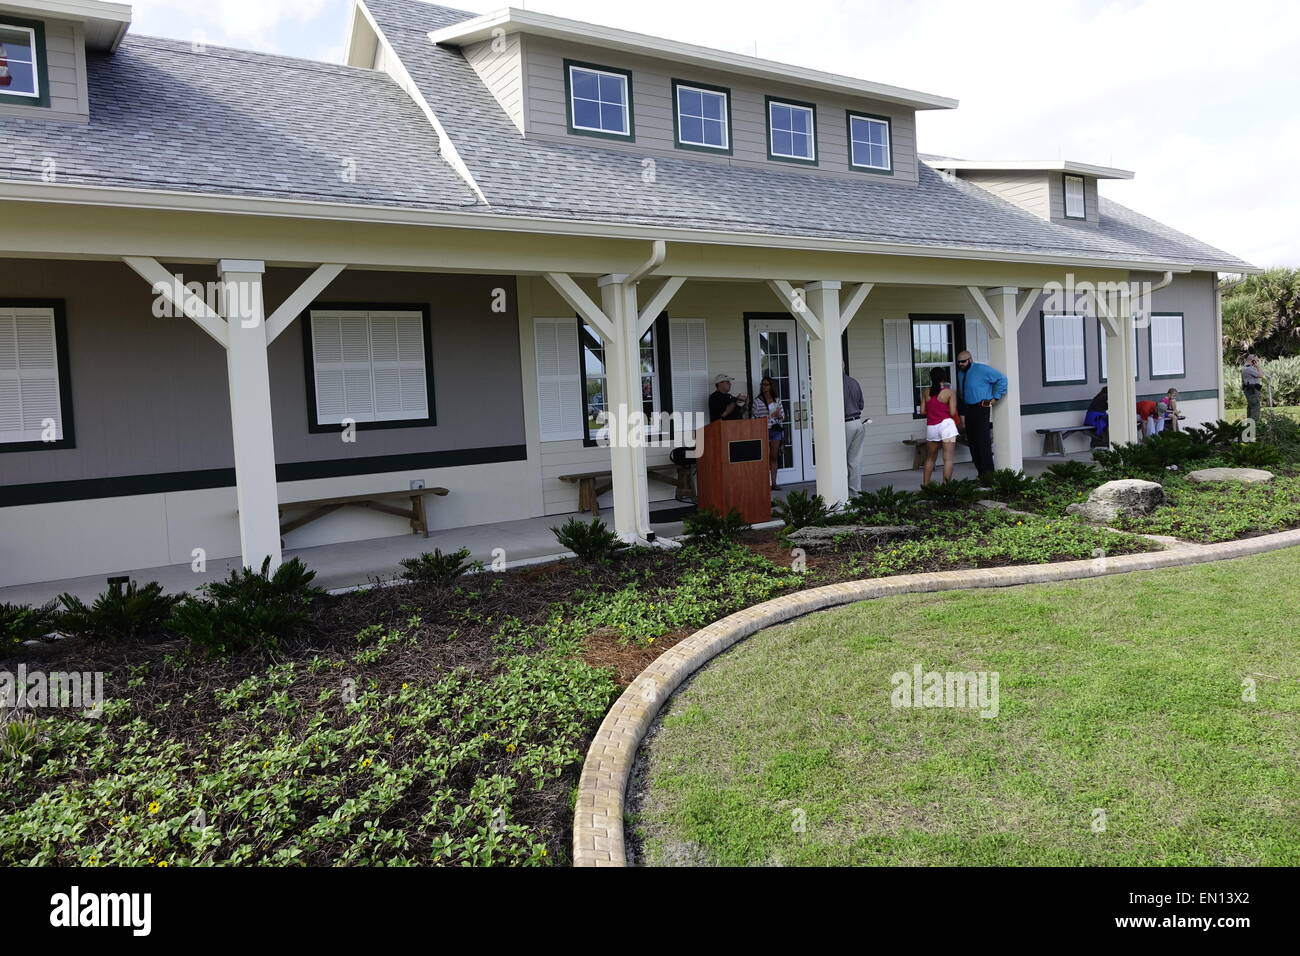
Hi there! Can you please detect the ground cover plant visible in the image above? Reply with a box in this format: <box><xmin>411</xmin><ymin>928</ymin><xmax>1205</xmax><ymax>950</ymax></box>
<box><xmin>631</xmin><ymin>548</ymin><xmax>1300</xmax><ymax>866</ymax></box>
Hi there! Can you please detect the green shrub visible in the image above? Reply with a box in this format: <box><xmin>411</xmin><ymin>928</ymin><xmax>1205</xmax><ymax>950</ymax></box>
<box><xmin>1096</xmin><ymin>432</ymin><xmax>1212</xmax><ymax>475</ymax></box>
<box><xmin>982</xmin><ymin>468</ymin><xmax>1036</xmax><ymax>498</ymax></box>
<box><xmin>1</xmin><ymin>601</ymin><xmax>58</xmax><ymax>646</ymax></box>
<box><xmin>773</xmin><ymin>490</ymin><xmax>835</xmax><ymax>530</ymax></box>
<box><xmin>683</xmin><ymin>507</ymin><xmax>750</xmax><ymax>545</ymax></box>
<box><xmin>168</xmin><ymin>557</ymin><xmax>324</xmax><ymax>657</ymax></box>
<box><xmin>399</xmin><ymin>547</ymin><xmax>483</xmax><ymax>586</ymax></box>
<box><xmin>550</xmin><ymin>517</ymin><xmax>628</xmax><ymax>563</ymax></box>
<box><xmin>1043</xmin><ymin>459</ymin><xmax>1096</xmax><ymax>483</ymax></box>
<box><xmin>0</xmin><ymin>714</ymin><xmax>44</xmax><ymax>771</ymax></box>
<box><xmin>847</xmin><ymin>485</ymin><xmax>920</xmax><ymax>520</ymax></box>
<box><xmin>1256</xmin><ymin>413</ymin><xmax>1300</xmax><ymax>459</ymax></box>
<box><xmin>917</xmin><ymin>478</ymin><xmax>985</xmax><ymax>509</ymax></box>
<box><xmin>57</xmin><ymin>581</ymin><xmax>179</xmax><ymax>644</ymax></box>
<box><xmin>1205</xmin><ymin>419</ymin><xmax>1249</xmax><ymax>445</ymax></box>
<box><xmin>1227</xmin><ymin>441</ymin><xmax>1283</xmax><ymax>468</ymax></box>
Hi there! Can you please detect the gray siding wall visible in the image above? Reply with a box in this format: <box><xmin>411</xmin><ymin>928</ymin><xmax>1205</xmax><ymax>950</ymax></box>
<box><xmin>1047</xmin><ymin>173</ymin><xmax>1100</xmax><ymax>226</ymax></box>
<box><xmin>1016</xmin><ymin>271</ymin><xmax>1219</xmax><ymax>411</ymax></box>
<box><xmin>463</xmin><ymin>34</ymin><xmax>525</xmax><ymax>134</ymax></box>
<box><xmin>0</xmin><ymin>17</ymin><xmax>88</xmax><ymax>123</ymax></box>
<box><xmin>0</xmin><ymin>261</ymin><xmax>525</xmax><ymax>487</ymax></box>
<box><xmin>956</xmin><ymin>172</ymin><xmax>1050</xmax><ymax>219</ymax></box>
<box><xmin>522</xmin><ymin>36</ymin><xmax>919</xmax><ymax>185</ymax></box>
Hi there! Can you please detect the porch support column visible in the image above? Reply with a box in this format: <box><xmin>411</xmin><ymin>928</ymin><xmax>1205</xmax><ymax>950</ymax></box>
<box><xmin>218</xmin><ymin>259</ymin><xmax>282</xmax><ymax>572</ymax></box>
<box><xmin>986</xmin><ymin>287</ymin><xmax>1024</xmax><ymax>473</ymax></box>
<box><xmin>596</xmin><ymin>274</ymin><xmax>648</xmax><ymax>541</ymax></box>
<box><xmin>804</xmin><ymin>281</ymin><xmax>850</xmax><ymax>506</ymax></box>
<box><xmin>1105</xmin><ymin>295</ymin><xmax>1140</xmax><ymax>446</ymax></box>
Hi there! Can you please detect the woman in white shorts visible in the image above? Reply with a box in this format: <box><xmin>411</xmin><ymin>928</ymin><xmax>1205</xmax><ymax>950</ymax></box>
<box><xmin>922</xmin><ymin>366</ymin><xmax>961</xmax><ymax>484</ymax></box>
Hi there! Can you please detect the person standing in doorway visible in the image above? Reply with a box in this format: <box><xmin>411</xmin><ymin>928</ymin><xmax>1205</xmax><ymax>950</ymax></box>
<box><xmin>955</xmin><ymin>350</ymin><xmax>1007</xmax><ymax>478</ymax></box>
<box><xmin>844</xmin><ymin>364</ymin><xmax>867</xmax><ymax>493</ymax></box>
<box><xmin>922</xmin><ymin>367</ymin><xmax>960</xmax><ymax>484</ymax></box>
<box><xmin>752</xmin><ymin>376</ymin><xmax>786</xmax><ymax>491</ymax></box>
<box><xmin>1241</xmin><ymin>355</ymin><xmax>1265</xmax><ymax>423</ymax></box>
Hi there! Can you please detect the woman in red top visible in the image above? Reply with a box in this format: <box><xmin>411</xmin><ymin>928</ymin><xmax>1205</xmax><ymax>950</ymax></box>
<box><xmin>923</xmin><ymin>367</ymin><xmax>961</xmax><ymax>485</ymax></box>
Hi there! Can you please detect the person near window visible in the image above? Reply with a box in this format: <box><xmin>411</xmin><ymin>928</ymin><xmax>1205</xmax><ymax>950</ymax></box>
<box><xmin>955</xmin><ymin>350</ymin><xmax>1007</xmax><ymax>478</ymax></box>
<box><xmin>844</xmin><ymin>365</ymin><xmax>867</xmax><ymax>493</ymax></box>
<box><xmin>1159</xmin><ymin>388</ymin><xmax>1184</xmax><ymax>432</ymax></box>
<box><xmin>922</xmin><ymin>367</ymin><xmax>960</xmax><ymax>485</ymax></box>
<box><xmin>752</xmin><ymin>376</ymin><xmax>786</xmax><ymax>491</ymax></box>
<box><xmin>1084</xmin><ymin>387</ymin><xmax>1109</xmax><ymax>448</ymax></box>
<box><xmin>1241</xmin><ymin>355</ymin><xmax>1265</xmax><ymax>423</ymax></box>
<box><xmin>708</xmin><ymin>373</ymin><xmax>747</xmax><ymax>422</ymax></box>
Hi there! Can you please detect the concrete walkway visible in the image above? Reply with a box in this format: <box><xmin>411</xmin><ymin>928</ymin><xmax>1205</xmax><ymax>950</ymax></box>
<box><xmin>0</xmin><ymin>454</ymin><xmax>1097</xmax><ymax>605</ymax></box>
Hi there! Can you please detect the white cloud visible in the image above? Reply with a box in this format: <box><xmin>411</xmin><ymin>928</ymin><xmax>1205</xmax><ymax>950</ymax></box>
<box><xmin>128</xmin><ymin>0</ymin><xmax>1299</xmax><ymax>266</ymax></box>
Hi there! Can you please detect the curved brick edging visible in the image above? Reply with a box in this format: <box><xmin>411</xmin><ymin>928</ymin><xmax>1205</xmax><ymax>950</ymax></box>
<box><xmin>572</xmin><ymin>528</ymin><xmax>1300</xmax><ymax>867</ymax></box>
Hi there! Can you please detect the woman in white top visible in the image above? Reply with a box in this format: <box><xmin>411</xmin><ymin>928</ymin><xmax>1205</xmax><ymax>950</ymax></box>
<box><xmin>752</xmin><ymin>376</ymin><xmax>786</xmax><ymax>491</ymax></box>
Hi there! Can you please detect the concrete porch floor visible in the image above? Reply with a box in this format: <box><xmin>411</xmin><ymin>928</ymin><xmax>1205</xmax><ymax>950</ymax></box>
<box><xmin>1</xmin><ymin>452</ymin><xmax>1101</xmax><ymax>606</ymax></box>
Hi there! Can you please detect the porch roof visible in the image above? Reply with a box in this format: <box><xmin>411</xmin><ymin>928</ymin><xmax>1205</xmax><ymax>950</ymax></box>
<box><xmin>0</xmin><ymin>1</ymin><xmax>1256</xmax><ymax>275</ymax></box>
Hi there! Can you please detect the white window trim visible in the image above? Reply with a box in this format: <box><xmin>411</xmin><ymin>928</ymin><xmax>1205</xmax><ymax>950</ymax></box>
<box><xmin>1042</xmin><ymin>312</ymin><xmax>1087</xmax><ymax>384</ymax></box>
<box><xmin>308</xmin><ymin>309</ymin><xmax>430</xmax><ymax>427</ymax></box>
<box><xmin>674</xmin><ymin>83</ymin><xmax>729</xmax><ymax>151</ymax></box>
<box><xmin>768</xmin><ymin>100</ymin><xmax>816</xmax><ymax>162</ymax></box>
<box><xmin>0</xmin><ymin>23</ymin><xmax>41</xmax><ymax>100</ymax></box>
<box><xmin>0</xmin><ymin>305</ymin><xmax>64</xmax><ymax>445</ymax></box>
<box><xmin>568</xmin><ymin>64</ymin><xmax>631</xmax><ymax>137</ymax></box>
<box><xmin>1064</xmin><ymin>174</ymin><xmax>1086</xmax><ymax>220</ymax></box>
<box><xmin>848</xmin><ymin>114</ymin><xmax>891</xmax><ymax>171</ymax></box>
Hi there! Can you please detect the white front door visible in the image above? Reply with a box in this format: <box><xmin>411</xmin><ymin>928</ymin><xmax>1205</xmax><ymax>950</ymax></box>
<box><xmin>748</xmin><ymin>318</ymin><xmax>815</xmax><ymax>485</ymax></box>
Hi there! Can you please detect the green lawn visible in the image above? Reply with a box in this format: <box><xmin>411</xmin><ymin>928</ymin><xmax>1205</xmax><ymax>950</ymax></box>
<box><xmin>1226</xmin><ymin>405</ymin><xmax>1300</xmax><ymax>422</ymax></box>
<box><xmin>634</xmin><ymin>547</ymin><xmax>1300</xmax><ymax>866</ymax></box>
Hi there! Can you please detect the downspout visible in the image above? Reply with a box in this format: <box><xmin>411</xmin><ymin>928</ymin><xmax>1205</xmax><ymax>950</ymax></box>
<box><xmin>625</xmin><ymin>239</ymin><xmax>666</xmax><ymax>287</ymax></box>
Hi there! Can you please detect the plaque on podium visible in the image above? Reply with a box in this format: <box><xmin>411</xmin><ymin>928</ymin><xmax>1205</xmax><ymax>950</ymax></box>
<box><xmin>695</xmin><ymin>418</ymin><xmax>772</xmax><ymax>524</ymax></box>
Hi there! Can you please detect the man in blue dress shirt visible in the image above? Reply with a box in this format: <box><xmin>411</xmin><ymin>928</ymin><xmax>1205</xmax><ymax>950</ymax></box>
<box><xmin>955</xmin><ymin>351</ymin><xmax>1008</xmax><ymax>478</ymax></box>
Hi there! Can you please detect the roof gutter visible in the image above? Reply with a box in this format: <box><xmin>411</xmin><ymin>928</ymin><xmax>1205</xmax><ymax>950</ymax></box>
<box><xmin>0</xmin><ymin>178</ymin><xmax>1243</xmax><ymax>275</ymax></box>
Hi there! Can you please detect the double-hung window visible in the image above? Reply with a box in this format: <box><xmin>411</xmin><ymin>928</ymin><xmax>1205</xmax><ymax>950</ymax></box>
<box><xmin>307</xmin><ymin>308</ymin><xmax>433</xmax><ymax>430</ymax></box>
<box><xmin>0</xmin><ymin>302</ymin><xmax>70</xmax><ymax>448</ymax></box>
<box><xmin>566</xmin><ymin>61</ymin><xmax>632</xmax><ymax>139</ymax></box>
<box><xmin>848</xmin><ymin>112</ymin><xmax>891</xmax><ymax>173</ymax></box>
<box><xmin>0</xmin><ymin>18</ymin><xmax>47</xmax><ymax>106</ymax></box>
<box><xmin>1064</xmin><ymin>174</ymin><xmax>1086</xmax><ymax>220</ymax></box>
<box><xmin>1041</xmin><ymin>313</ymin><xmax>1087</xmax><ymax>385</ymax></box>
<box><xmin>1149</xmin><ymin>313</ymin><xmax>1185</xmax><ymax>379</ymax></box>
<box><xmin>767</xmin><ymin>98</ymin><xmax>816</xmax><ymax>164</ymax></box>
<box><xmin>674</xmin><ymin>80</ymin><xmax>729</xmax><ymax>151</ymax></box>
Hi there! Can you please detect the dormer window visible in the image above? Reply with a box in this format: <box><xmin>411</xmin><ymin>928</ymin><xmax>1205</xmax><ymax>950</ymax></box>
<box><xmin>848</xmin><ymin>112</ymin><xmax>892</xmax><ymax>173</ymax></box>
<box><xmin>0</xmin><ymin>18</ymin><xmax>48</xmax><ymax>107</ymax></box>
<box><xmin>673</xmin><ymin>80</ymin><xmax>729</xmax><ymax>152</ymax></box>
<box><xmin>565</xmin><ymin>61</ymin><xmax>633</xmax><ymax>140</ymax></box>
<box><xmin>1064</xmin><ymin>174</ymin><xmax>1086</xmax><ymax>219</ymax></box>
<box><xmin>766</xmin><ymin>97</ymin><xmax>817</xmax><ymax>165</ymax></box>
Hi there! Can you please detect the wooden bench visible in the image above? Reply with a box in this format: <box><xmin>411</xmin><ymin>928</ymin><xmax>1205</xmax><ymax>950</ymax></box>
<box><xmin>273</xmin><ymin>488</ymin><xmax>449</xmax><ymax>538</ymax></box>
<box><xmin>559</xmin><ymin>465</ymin><xmax>690</xmax><ymax>516</ymax></box>
<box><xmin>1036</xmin><ymin>425</ymin><xmax>1096</xmax><ymax>456</ymax></box>
<box><xmin>902</xmin><ymin>434</ymin><xmax>971</xmax><ymax>469</ymax></box>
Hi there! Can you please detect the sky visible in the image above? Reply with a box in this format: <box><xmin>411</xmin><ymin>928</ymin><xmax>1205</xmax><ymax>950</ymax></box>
<box><xmin>128</xmin><ymin>0</ymin><xmax>1300</xmax><ymax>269</ymax></box>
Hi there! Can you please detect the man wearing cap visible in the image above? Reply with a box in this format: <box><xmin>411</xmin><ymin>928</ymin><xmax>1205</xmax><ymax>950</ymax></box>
<box><xmin>1241</xmin><ymin>355</ymin><xmax>1265</xmax><ymax>423</ymax></box>
<box><xmin>709</xmin><ymin>373</ymin><xmax>748</xmax><ymax>423</ymax></box>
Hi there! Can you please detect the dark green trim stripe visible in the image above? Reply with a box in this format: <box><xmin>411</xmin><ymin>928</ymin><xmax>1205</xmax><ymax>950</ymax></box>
<box><xmin>0</xmin><ymin>445</ymin><xmax>527</xmax><ymax>508</ymax></box>
<box><xmin>1021</xmin><ymin>389</ymin><xmax>1219</xmax><ymax>417</ymax></box>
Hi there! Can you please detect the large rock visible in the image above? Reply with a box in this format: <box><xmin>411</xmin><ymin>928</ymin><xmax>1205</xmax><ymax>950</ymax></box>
<box><xmin>786</xmin><ymin>524</ymin><xmax>917</xmax><ymax>551</ymax></box>
<box><xmin>1187</xmin><ymin>467</ymin><xmax>1274</xmax><ymax>484</ymax></box>
<box><xmin>1066</xmin><ymin>479</ymin><xmax>1165</xmax><ymax>523</ymax></box>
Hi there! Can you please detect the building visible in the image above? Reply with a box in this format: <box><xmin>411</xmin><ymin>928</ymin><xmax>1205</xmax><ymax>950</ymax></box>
<box><xmin>0</xmin><ymin>0</ymin><xmax>1256</xmax><ymax>589</ymax></box>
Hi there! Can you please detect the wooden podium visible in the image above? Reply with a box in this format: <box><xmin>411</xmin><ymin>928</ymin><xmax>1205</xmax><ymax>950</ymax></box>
<box><xmin>695</xmin><ymin>418</ymin><xmax>772</xmax><ymax>524</ymax></box>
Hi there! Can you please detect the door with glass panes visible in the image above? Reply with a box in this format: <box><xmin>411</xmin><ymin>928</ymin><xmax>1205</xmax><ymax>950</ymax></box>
<box><xmin>748</xmin><ymin>318</ymin><xmax>815</xmax><ymax>485</ymax></box>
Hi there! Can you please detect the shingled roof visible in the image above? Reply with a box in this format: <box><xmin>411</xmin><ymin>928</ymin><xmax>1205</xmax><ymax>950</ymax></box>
<box><xmin>0</xmin><ymin>0</ymin><xmax>1254</xmax><ymax>273</ymax></box>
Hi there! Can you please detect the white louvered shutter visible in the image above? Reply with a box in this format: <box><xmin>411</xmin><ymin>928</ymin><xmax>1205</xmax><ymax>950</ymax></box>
<box><xmin>1099</xmin><ymin>319</ymin><xmax>1140</xmax><ymax>381</ymax></box>
<box><xmin>534</xmin><ymin>319</ymin><xmax>583</xmax><ymax>441</ymax></box>
<box><xmin>1043</xmin><ymin>314</ymin><xmax>1086</xmax><ymax>383</ymax></box>
<box><xmin>0</xmin><ymin>308</ymin><xmax>63</xmax><ymax>444</ymax></box>
<box><xmin>964</xmin><ymin>318</ymin><xmax>991</xmax><ymax>365</ymax></box>
<box><xmin>883</xmin><ymin>319</ymin><xmax>912</xmax><ymax>415</ymax></box>
<box><xmin>669</xmin><ymin>318</ymin><xmax>709</xmax><ymax>428</ymax></box>
<box><xmin>1150</xmin><ymin>314</ymin><xmax>1184</xmax><ymax>377</ymax></box>
<box><xmin>311</xmin><ymin>310</ymin><xmax>428</xmax><ymax>425</ymax></box>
